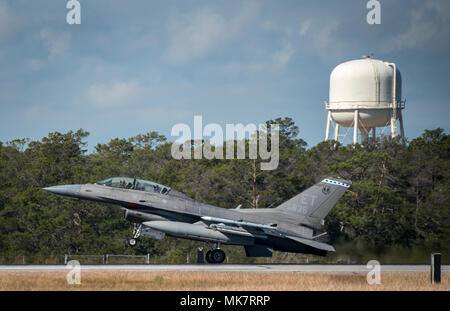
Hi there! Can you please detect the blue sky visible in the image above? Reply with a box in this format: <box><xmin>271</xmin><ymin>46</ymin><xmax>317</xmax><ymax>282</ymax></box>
<box><xmin>0</xmin><ymin>0</ymin><xmax>449</xmax><ymax>151</ymax></box>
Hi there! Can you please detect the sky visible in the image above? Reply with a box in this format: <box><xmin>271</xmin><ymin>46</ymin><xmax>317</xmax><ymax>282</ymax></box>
<box><xmin>0</xmin><ymin>0</ymin><xmax>449</xmax><ymax>151</ymax></box>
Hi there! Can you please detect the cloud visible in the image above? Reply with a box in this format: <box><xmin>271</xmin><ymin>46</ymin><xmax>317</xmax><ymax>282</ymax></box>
<box><xmin>165</xmin><ymin>8</ymin><xmax>226</xmax><ymax>63</ymax></box>
<box><xmin>0</xmin><ymin>0</ymin><xmax>20</xmax><ymax>38</ymax></box>
<box><xmin>262</xmin><ymin>20</ymin><xmax>276</xmax><ymax>31</ymax></box>
<box><xmin>299</xmin><ymin>19</ymin><xmax>312</xmax><ymax>36</ymax></box>
<box><xmin>385</xmin><ymin>10</ymin><xmax>438</xmax><ymax>51</ymax></box>
<box><xmin>86</xmin><ymin>80</ymin><xmax>143</xmax><ymax>108</ymax></box>
<box><xmin>311</xmin><ymin>19</ymin><xmax>341</xmax><ymax>52</ymax></box>
<box><xmin>209</xmin><ymin>39</ymin><xmax>295</xmax><ymax>76</ymax></box>
<box><xmin>426</xmin><ymin>0</ymin><xmax>450</xmax><ymax>21</ymax></box>
<box><xmin>23</xmin><ymin>59</ymin><xmax>45</xmax><ymax>71</ymax></box>
<box><xmin>165</xmin><ymin>1</ymin><xmax>258</xmax><ymax>63</ymax></box>
<box><xmin>272</xmin><ymin>41</ymin><xmax>294</xmax><ymax>66</ymax></box>
<box><xmin>297</xmin><ymin>18</ymin><xmax>344</xmax><ymax>60</ymax></box>
<box><xmin>383</xmin><ymin>1</ymin><xmax>450</xmax><ymax>52</ymax></box>
<box><xmin>40</xmin><ymin>28</ymin><xmax>71</xmax><ymax>59</ymax></box>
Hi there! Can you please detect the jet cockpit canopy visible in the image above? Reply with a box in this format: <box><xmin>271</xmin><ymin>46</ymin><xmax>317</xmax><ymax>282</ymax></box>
<box><xmin>95</xmin><ymin>177</ymin><xmax>170</xmax><ymax>194</ymax></box>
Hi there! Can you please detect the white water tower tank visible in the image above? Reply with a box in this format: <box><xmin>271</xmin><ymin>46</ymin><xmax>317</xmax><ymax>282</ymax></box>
<box><xmin>324</xmin><ymin>56</ymin><xmax>405</xmax><ymax>144</ymax></box>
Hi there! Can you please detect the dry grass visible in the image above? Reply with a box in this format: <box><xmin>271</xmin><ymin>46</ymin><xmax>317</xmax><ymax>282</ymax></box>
<box><xmin>0</xmin><ymin>271</ymin><xmax>448</xmax><ymax>291</ymax></box>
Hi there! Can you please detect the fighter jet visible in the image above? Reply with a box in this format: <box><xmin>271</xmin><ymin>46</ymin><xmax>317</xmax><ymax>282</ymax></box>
<box><xmin>43</xmin><ymin>176</ymin><xmax>351</xmax><ymax>264</ymax></box>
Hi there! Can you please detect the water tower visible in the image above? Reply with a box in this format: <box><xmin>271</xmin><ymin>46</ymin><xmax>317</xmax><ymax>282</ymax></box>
<box><xmin>324</xmin><ymin>56</ymin><xmax>405</xmax><ymax>144</ymax></box>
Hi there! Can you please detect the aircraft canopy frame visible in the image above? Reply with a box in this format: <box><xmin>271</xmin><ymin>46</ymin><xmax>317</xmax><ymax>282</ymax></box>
<box><xmin>95</xmin><ymin>177</ymin><xmax>170</xmax><ymax>194</ymax></box>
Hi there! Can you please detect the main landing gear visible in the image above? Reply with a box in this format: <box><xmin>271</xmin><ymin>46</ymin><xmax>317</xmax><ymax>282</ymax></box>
<box><xmin>129</xmin><ymin>223</ymin><xmax>142</xmax><ymax>247</ymax></box>
<box><xmin>205</xmin><ymin>244</ymin><xmax>226</xmax><ymax>264</ymax></box>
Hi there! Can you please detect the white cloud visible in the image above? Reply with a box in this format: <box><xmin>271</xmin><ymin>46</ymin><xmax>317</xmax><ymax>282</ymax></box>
<box><xmin>165</xmin><ymin>8</ymin><xmax>226</xmax><ymax>63</ymax></box>
<box><xmin>24</xmin><ymin>59</ymin><xmax>45</xmax><ymax>71</ymax></box>
<box><xmin>426</xmin><ymin>0</ymin><xmax>450</xmax><ymax>21</ymax></box>
<box><xmin>272</xmin><ymin>41</ymin><xmax>294</xmax><ymax>66</ymax></box>
<box><xmin>165</xmin><ymin>1</ymin><xmax>258</xmax><ymax>63</ymax></box>
<box><xmin>263</xmin><ymin>21</ymin><xmax>276</xmax><ymax>31</ymax></box>
<box><xmin>311</xmin><ymin>19</ymin><xmax>341</xmax><ymax>52</ymax></box>
<box><xmin>262</xmin><ymin>20</ymin><xmax>294</xmax><ymax>37</ymax></box>
<box><xmin>24</xmin><ymin>29</ymin><xmax>72</xmax><ymax>70</ymax></box>
<box><xmin>209</xmin><ymin>39</ymin><xmax>295</xmax><ymax>75</ymax></box>
<box><xmin>86</xmin><ymin>80</ymin><xmax>143</xmax><ymax>108</ymax></box>
<box><xmin>386</xmin><ymin>11</ymin><xmax>437</xmax><ymax>50</ymax></box>
<box><xmin>383</xmin><ymin>6</ymin><xmax>450</xmax><ymax>52</ymax></box>
<box><xmin>40</xmin><ymin>28</ymin><xmax>71</xmax><ymax>58</ymax></box>
<box><xmin>299</xmin><ymin>19</ymin><xmax>312</xmax><ymax>36</ymax></box>
<box><xmin>0</xmin><ymin>0</ymin><xmax>20</xmax><ymax>38</ymax></box>
<box><xmin>297</xmin><ymin>18</ymin><xmax>344</xmax><ymax>60</ymax></box>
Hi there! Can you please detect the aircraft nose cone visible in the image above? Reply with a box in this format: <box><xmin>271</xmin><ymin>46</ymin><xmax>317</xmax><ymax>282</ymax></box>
<box><xmin>43</xmin><ymin>185</ymin><xmax>81</xmax><ymax>198</ymax></box>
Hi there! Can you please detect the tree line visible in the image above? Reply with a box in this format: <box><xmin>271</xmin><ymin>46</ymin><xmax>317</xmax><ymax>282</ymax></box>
<box><xmin>0</xmin><ymin>117</ymin><xmax>448</xmax><ymax>264</ymax></box>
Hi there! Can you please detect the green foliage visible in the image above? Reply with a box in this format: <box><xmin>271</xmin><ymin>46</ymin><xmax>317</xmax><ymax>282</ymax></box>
<box><xmin>0</xmin><ymin>119</ymin><xmax>448</xmax><ymax>263</ymax></box>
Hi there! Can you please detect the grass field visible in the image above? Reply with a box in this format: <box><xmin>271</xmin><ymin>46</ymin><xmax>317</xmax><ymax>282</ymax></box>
<box><xmin>0</xmin><ymin>271</ymin><xmax>448</xmax><ymax>291</ymax></box>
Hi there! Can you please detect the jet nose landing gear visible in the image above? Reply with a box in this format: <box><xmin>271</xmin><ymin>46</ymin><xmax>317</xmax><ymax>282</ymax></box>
<box><xmin>129</xmin><ymin>223</ymin><xmax>142</xmax><ymax>247</ymax></box>
<box><xmin>205</xmin><ymin>246</ymin><xmax>226</xmax><ymax>264</ymax></box>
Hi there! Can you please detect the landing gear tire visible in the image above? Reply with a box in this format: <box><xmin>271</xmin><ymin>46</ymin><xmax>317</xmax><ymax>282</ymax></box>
<box><xmin>205</xmin><ymin>250</ymin><xmax>213</xmax><ymax>263</ymax></box>
<box><xmin>129</xmin><ymin>238</ymin><xmax>137</xmax><ymax>247</ymax></box>
<box><xmin>206</xmin><ymin>249</ymin><xmax>226</xmax><ymax>264</ymax></box>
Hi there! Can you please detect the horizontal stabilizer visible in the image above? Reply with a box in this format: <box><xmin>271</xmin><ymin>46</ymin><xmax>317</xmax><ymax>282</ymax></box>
<box><xmin>244</xmin><ymin>245</ymin><xmax>273</xmax><ymax>257</ymax></box>
<box><xmin>287</xmin><ymin>235</ymin><xmax>335</xmax><ymax>252</ymax></box>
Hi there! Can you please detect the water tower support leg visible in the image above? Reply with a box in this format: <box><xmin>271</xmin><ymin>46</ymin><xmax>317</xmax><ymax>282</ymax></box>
<box><xmin>325</xmin><ymin>111</ymin><xmax>331</xmax><ymax>141</ymax></box>
<box><xmin>353</xmin><ymin>110</ymin><xmax>359</xmax><ymax>144</ymax></box>
<box><xmin>334</xmin><ymin>124</ymin><xmax>340</xmax><ymax>141</ymax></box>
<box><xmin>399</xmin><ymin>111</ymin><xmax>405</xmax><ymax>138</ymax></box>
<box><xmin>391</xmin><ymin>110</ymin><xmax>398</xmax><ymax>138</ymax></box>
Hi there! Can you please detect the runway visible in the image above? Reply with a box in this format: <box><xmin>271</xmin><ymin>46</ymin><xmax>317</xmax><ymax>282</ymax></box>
<box><xmin>0</xmin><ymin>264</ymin><xmax>449</xmax><ymax>273</ymax></box>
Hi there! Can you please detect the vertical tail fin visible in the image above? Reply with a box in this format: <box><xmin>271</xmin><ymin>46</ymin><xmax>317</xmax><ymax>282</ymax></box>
<box><xmin>276</xmin><ymin>178</ymin><xmax>351</xmax><ymax>220</ymax></box>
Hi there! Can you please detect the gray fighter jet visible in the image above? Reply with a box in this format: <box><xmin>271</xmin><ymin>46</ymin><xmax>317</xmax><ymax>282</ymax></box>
<box><xmin>43</xmin><ymin>177</ymin><xmax>351</xmax><ymax>263</ymax></box>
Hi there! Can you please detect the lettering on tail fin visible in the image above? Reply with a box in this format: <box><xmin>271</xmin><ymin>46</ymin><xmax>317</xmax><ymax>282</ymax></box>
<box><xmin>276</xmin><ymin>178</ymin><xmax>351</xmax><ymax>220</ymax></box>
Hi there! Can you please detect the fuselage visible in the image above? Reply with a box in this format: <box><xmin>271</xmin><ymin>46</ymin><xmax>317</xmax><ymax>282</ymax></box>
<box><xmin>78</xmin><ymin>183</ymin><xmax>316</xmax><ymax>239</ymax></box>
<box><xmin>43</xmin><ymin>176</ymin><xmax>351</xmax><ymax>258</ymax></box>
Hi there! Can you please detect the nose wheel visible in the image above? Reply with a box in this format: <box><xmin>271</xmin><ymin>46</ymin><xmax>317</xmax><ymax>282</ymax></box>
<box><xmin>205</xmin><ymin>248</ymin><xmax>226</xmax><ymax>264</ymax></box>
<box><xmin>129</xmin><ymin>223</ymin><xmax>142</xmax><ymax>247</ymax></box>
